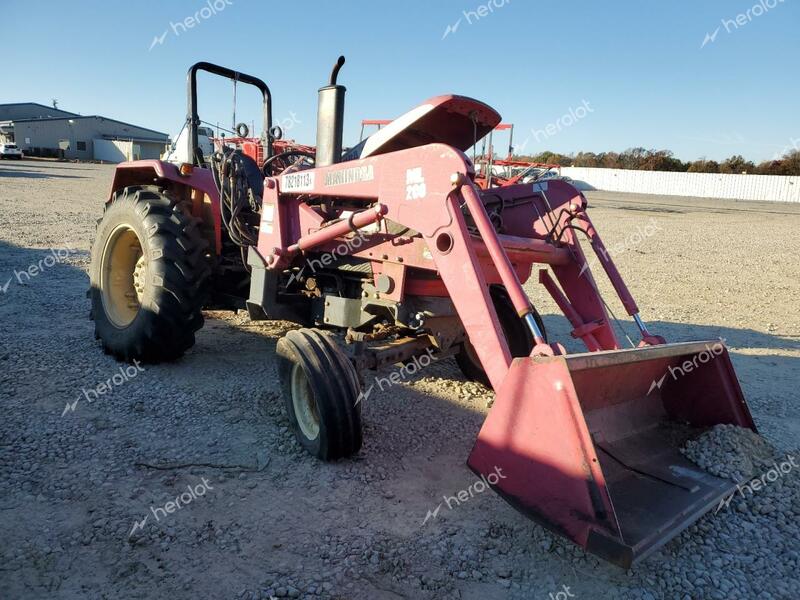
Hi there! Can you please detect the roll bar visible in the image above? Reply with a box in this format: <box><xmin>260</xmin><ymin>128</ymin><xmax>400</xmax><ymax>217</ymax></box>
<box><xmin>186</xmin><ymin>62</ymin><xmax>273</xmax><ymax>165</ymax></box>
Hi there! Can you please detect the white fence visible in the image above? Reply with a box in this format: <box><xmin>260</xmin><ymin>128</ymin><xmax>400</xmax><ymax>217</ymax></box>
<box><xmin>560</xmin><ymin>167</ymin><xmax>800</xmax><ymax>203</ymax></box>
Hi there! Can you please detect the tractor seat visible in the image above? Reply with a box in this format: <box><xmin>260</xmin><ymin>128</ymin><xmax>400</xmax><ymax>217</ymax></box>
<box><xmin>236</xmin><ymin>151</ymin><xmax>264</xmax><ymax>198</ymax></box>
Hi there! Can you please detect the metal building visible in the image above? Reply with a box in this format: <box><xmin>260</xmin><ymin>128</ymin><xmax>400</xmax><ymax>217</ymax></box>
<box><xmin>0</xmin><ymin>103</ymin><xmax>168</xmax><ymax>161</ymax></box>
<box><xmin>0</xmin><ymin>102</ymin><xmax>78</xmax><ymax>120</ymax></box>
<box><xmin>0</xmin><ymin>102</ymin><xmax>78</xmax><ymax>145</ymax></box>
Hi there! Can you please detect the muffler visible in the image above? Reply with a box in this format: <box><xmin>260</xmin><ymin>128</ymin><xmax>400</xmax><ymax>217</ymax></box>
<box><xmin>467</xmin><ymin>340</ymin><xmax>756</xmax><ymax>568</ymax></box>
<box><xmin>315</xmin><ymin>56</ymin><xmax>346</xmax><ymax>167</ymax></box>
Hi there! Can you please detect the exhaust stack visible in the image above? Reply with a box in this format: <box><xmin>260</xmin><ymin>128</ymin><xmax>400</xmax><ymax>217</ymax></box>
<box><xmin>316</xmin><ymin>56</ymin><xmax>346</xmax><ymax>167</ymax></box>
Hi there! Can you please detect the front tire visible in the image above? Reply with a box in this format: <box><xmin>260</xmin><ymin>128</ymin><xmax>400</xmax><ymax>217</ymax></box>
<box><xmin>276</xmin><ymin>328</ymin><xmax>363</xmax><ymax>460</ymax></box>
<box><xmin>89</xmin><ymin>186</ymin><xmax>211</xmax><ymax>362</ymax></box>
<box><xmin>455</xmin><ymin>285</ymin><xmax>546</xmax><ymax>387</ymax></box>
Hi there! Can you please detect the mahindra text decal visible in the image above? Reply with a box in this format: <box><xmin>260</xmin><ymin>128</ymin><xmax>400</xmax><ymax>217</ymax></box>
<box><xmin>324</xmin><ymin>165</ymin><xmax>375</xmax><ymax>186</ymax></box>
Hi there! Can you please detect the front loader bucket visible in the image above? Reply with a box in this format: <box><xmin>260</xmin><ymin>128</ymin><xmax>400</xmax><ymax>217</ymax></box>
<box><xmin>467</xmin><ymin>340</ymin><xmax>756</xmax><ymax>568</ymax></box>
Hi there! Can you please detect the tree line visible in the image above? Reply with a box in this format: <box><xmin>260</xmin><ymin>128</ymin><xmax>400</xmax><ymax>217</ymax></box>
<box><xmin>516</xmin><ymin>147</ymin><xmax>800</xmax><ymax>176</ymax></box>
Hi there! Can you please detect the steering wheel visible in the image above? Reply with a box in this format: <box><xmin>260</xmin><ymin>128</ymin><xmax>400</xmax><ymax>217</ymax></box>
<box><xmin>262</xmin><ymin>150</ymin><xmax>316</xmax><ymax>177</ymax></box>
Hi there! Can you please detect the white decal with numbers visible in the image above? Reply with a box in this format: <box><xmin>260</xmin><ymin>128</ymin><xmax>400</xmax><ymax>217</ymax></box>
<box><xmin>405</xmin><ymin>167</ymin><xmax>426</xmax><ymax>200</ymax></box>
<box><xmin>281</xmin><ymin>171</ymin><xmax>315</xmax><ymax>192</ymax></box>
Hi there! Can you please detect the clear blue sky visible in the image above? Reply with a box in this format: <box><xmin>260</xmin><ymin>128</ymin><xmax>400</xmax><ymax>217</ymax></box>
<box><xmin>4</xmin><ymin>0</ymin><xmax>799</xmax><ymax>162</ymax></box>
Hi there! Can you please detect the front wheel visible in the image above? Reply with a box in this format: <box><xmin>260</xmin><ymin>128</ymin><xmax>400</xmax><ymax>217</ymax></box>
<box><xmin>276</xmin><ymin>328</ymin><xmax>363</xmax><ymax>460</ymax></box>
<box><xmin>455</xmin><ymin>285</ymin><xmax>546</xmax><ymax>387</ymax></box>
<box><xmin>89</xmin><ymin>186</ymin><xmax>211</xmax><ymax>362</ymax></box>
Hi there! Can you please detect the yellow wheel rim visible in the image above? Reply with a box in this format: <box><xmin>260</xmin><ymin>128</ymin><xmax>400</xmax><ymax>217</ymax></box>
<box><xmin>100</xmin><ymin>224</ymin><xmax>145</xmax><ymax>328</ymax></box>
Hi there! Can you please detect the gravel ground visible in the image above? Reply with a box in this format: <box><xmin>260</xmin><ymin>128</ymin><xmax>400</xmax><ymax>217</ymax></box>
<box><xmin>0</xmin><ymin>158</ymin><xmax>798</xmax><ymax>599</ymax></box>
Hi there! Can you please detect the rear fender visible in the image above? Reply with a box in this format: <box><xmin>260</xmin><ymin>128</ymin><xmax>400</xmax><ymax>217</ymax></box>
<box><xmin>107</xmin><ymin>160</ymin><xmax>222</xmax><ymax>254</ymax></box>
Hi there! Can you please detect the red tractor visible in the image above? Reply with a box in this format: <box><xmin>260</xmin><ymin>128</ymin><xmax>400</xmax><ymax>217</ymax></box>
<box><xmin>90</xmin><ymin>57</ymin><xmax>756</xmax><ymax>568</ymax></box>
<box><xmin>361</xmin><ymin>119</ymin><xmax>564</xmax><ymax>188</ymax></box>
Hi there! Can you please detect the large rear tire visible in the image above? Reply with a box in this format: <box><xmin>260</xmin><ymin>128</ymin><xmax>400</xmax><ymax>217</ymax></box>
<box><xmin>276</xmin><ymin>328</ymin><xmax>363</xmax><ymax>460</ymax></box>
<box><xmin>455</xmin><ymin>285</ymin><xmax>546</xmax><ymax>387</ymax></box>
<box><xmin>89</xmin><ymin>186</ymin><xmax>211</xmax><ymax>362</ymax></box>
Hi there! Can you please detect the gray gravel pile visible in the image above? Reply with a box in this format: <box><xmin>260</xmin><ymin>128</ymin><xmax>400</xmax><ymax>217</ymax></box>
<box><xmin>682</xmin><ymin>423</ymin><xmax>777</xmax><ymax>481</ymax></box>
<box><xmin>653</xmin><ymin>424</ymin><xmax>800</xmax><ymax>600</ymax></box>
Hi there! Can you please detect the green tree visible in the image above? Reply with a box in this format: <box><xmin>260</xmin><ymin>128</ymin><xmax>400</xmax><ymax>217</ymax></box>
<box><xmin>719</xmin><ymin>155</ymin><xmax>756</xmax><ymax>174</ymax></box>
<box><xmin>512</xmin><ymin>149</ymin><xmax>799</xmax><ymax>175</ymax></box>
<box><xmin>641</xmin><ymin>150</ymin><xmax>686</xmax><ymax>172</ymax></box>
<box><xmin>757</xmin><ymin>150</ymin><xmax>800</xmax><ymax>176</ymax></box>
<box><xmin>687</xmin><ymin>158</ymin><xmax>720</xmax><ymax>173</ymax></box>
<box><xmin>573</xmin><ymin>152</ymin><xmax>600</xmax><ymax>167</ymax></box>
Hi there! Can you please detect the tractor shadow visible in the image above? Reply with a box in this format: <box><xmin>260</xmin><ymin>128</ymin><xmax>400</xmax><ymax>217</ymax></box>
<box><xmin>540</xmin><ymin>311</ymin><xmax>800</xmax><ymax>352</ymax></box>
<box><xmin>19</xmin><ymin>159</ymin><xmax>98</xmax><ymax>171</ymax></box>
<box><xmin>0</xmin><ymin>165</ymin><xmax>88</xmax><ymax>179</ymax></box>
<box><xmin>540</xmin><ymin>309</ymin><xmax>799</xmax><ymax>384</ymax></box>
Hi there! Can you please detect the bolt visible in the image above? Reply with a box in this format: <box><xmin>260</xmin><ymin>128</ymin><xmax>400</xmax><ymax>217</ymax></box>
<box><xmin>451</xmin><ymin>172</ymin><xmax>467</xmax><ymax>187</ymax></box>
